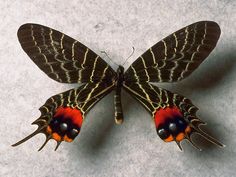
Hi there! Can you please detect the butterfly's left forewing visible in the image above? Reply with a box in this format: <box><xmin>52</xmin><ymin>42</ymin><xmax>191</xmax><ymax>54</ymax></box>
<box><xmin>18</xmin><ymin>23</ymin><xmax>116</xmax><ymax>83</ymax></box>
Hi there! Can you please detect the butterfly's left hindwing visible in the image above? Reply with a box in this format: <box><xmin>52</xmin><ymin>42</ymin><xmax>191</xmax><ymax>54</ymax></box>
<box><xmin>12</xmin><ymin>81</ymin><xmax>115</xmax><ymax>151</ymax></box>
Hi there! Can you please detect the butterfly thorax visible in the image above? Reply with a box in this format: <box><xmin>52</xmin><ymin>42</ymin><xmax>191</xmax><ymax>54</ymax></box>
<box><xmin>115</xmin><ymin>65</ymin><xmax>124</xmax><ymax>86</ymax></box>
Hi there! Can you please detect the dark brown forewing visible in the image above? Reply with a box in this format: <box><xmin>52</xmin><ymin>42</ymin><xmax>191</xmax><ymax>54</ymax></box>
<box><xmin>125</xmin><ymin>21</ymin><xmax>221</xmax><ymax>83</ymax></box>
<box><xmin>18</xmin><ymin>24</ymin><xmax>115</xmax><ymax>83</ymax></box>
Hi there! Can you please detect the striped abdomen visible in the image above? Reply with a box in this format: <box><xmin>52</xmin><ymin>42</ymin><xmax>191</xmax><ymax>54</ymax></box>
<box><xmin>114</xmin><ymin>66</ymin><xmax>124</xmax><ymax>124</ymax></box>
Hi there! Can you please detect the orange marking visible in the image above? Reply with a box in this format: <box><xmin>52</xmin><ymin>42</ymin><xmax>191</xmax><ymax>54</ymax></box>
<box><xmin>164</xmin><ymin>135</ymin><xmax>174</xmax><ymax>142</ymax></box>
<box><xmin>52</xmin><ymin>133</ymin><xmax>62</xmax><ymax>141</ymax></box>
<box><xmin>176</xmin><ymin>133</ymin><xmax>185</xmax><ymax>141</ymax></box>
<box><xmin>63</xmin><ymin>135</ymin><xmax>73</xmax><ymax>142</ymax></box>
<box><xmin>46</xmin><ymin>126</ymin><xmax>52</xmax><ymax>134</ymax></box>
<box><xmin>185</xmin><ymin>126</ymin><xmax>191</xmax><ymax>134</ymax></box>
<box><xmin>154</xmin><ymin>106</ymin><xmax>183</xmax><ymax>127</ymax></box>
<box><xmin>54</xmin><ymin>107</ymin><xmax>83</xmax><ymax>127</ymax></box>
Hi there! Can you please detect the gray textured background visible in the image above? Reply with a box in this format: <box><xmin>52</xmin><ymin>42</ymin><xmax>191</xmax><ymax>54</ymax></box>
<box><xmin>1</xmin><ymin>1</ymin><xmax>236</xmax><ymax>177</ymax></box>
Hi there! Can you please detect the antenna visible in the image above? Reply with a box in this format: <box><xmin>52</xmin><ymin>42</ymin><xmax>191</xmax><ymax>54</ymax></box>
<box><xmin>100</xmin><ymin>50</ymin><xmax>119</xmax><ymax>67</ymax></box>
<box><xmin>122</xmin><ymin>46</ymin><xmax>135</xmax><ymax>66</ymax></box>
<box><xmin>101</xmin><ymin>46</ymin><xmax>135</xmax><ymax>67</ymax></box>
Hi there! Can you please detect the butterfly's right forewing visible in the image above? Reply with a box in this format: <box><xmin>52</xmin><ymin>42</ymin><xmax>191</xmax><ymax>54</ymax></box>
<box><xmin>125</xmin><ymin>21</ymin><xmax>220</xmax><ymax>83</ymax></box>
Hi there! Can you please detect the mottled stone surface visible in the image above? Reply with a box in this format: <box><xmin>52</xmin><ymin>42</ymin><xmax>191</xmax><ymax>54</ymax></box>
<box><xmin>1</xmin><ymin>1</ymin><xmax>236</xmax><ymax>177</ymax></box>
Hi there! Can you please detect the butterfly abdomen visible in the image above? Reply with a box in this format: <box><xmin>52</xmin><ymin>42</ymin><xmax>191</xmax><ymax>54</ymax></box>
<box><xmin>114</xmin><ymin>66</ymin><xmax>125</xmax><ymax>124</ymax></box>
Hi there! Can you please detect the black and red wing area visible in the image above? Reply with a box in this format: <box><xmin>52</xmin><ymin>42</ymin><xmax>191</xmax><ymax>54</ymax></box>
<box><xmin>124</xmin><ymin>21</ymin><xmax>220</xmax><ymax>83</ymax></box>
<box><xmin>12</xmin><ymin>81</ymin><xmax>115</xmax><ymax>151</ymax></box>
<box><xmin>18</xmin><ymin>23</ymin><xmax>116</xmax><ymax>83</ymax></box>
<box><xmin>123</xmin><ymin>82</ymin><xmax>224</xmax><ymax>150</ymax></box>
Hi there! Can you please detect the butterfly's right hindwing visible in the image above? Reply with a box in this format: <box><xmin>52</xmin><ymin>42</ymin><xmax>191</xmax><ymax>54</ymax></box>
<box><xmin>12</xmin><ymin>81</ymin><xmax>115</xmax><ymax>151</ymax></box>
<box><xmin>123</xmin><ymin>82</ymin><xmax>224</xmax><ymax>150</ymax></box>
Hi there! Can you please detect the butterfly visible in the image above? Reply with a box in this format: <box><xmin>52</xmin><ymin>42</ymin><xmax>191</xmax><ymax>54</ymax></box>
<box><xmin>12</xmin><ymin>21</ymin><xmax>224</xmax><ymax>151</ymax></box>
